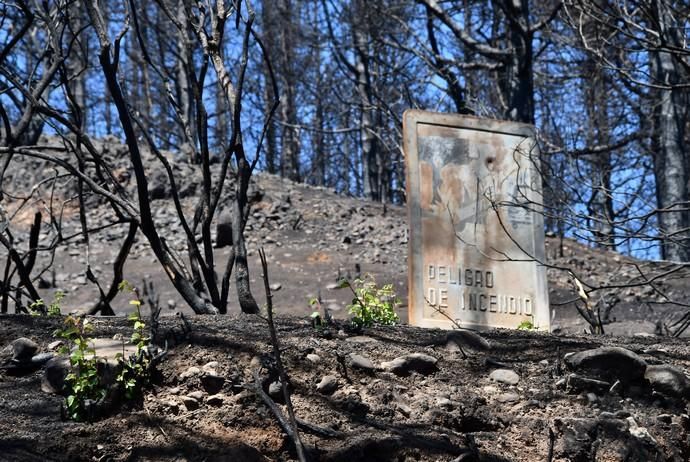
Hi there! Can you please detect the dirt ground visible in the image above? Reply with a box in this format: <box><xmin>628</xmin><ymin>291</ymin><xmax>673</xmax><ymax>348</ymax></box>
<box><xmin>1</xmin><ymin>314</ymin><xmax>689</xmax><ymax>461</ymax></box>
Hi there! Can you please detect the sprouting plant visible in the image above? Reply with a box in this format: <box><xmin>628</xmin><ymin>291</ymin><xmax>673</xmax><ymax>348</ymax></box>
<box><xmin>29</xmin><ymin>290</ymin><xmax>64</xmax><ymax>316</ymax></box>
<box><xmin>115</xmin><ymin>280</ymin><xmax>150</xmax><ymax>400</ymax></box>
<box><xmin>54</xmin><ymin>316</ymin><xmax>105</xmax><ymax>421</ymax></box>
<box><xmin>338</xmin><ymin>274</ymin><xmax>400</xmax><ymax>328</ymax></box>
<box><xmin>517</xmin><ymin>320</ymin><xmax>535</xmax><ymax>330</ymax></box>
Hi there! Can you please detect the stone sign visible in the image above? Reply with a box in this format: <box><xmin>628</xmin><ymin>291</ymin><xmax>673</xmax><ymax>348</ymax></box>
<box><xmin>403</xmin><ymin>110</ymin><xmax>549</xmax><ymax>331</ymax></box>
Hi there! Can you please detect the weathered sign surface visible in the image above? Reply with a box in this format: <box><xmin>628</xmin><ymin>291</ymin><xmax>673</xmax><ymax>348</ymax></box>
<box><xmin>403</xmin><ymin>110</ymin><xmax>549</xmax><ymax>330</ymax></box>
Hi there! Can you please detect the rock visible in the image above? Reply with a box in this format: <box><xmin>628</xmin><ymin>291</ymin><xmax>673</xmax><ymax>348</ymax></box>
<box><xmin>497</xmin><ymin>392</ymin><xmax>520</xmax><ymax>403</ymax></box>
<box><xmin>381</xmin><ymin>353</ymin><xmax>438</xmax><ymax>376</ymax></box>
<box><xmin>215</xmin><ymin>209</ymin><xmax>233</xmax><ymax>248</ymax></box>
<box><xmin>656</xmin><ymin>414</ymin><xmax>672</xmax><ymax>424</ymax></box>
<box><xmin>348</xmin><ymin>353</ymin><xmax>376</xmax><ymax>372</ymax></box>
<box><xmin>180</xmin><ymin>366</ymin><xmax>201</xmax><ymax>380</ymax></box>
<box><xmin>202</xmin><ymin>361</ymin><xmax>219</xmax><ymax>373</ymax></box>
<box><xmin>41</xmin><ymin>356</ymin><xmax>70</xmax><ymax>394</ymax></box>
<box><xmin>182</xmin><ymin>396</ymin><xmax>200</xmax><ymax>410</ymax></box>
<box><xmin>437</xmin><ymin>398</ymin><xmax>453</xmax><ymax>409</ymax></box>
<box><xmin>12</xmin><ymin>337</ymin><xmax>39</xmax><ymax>362</ymax></box>
<box><xmin>188</xmin><ymin>391</ymin><xmax>204</xmax><ymax>401</ymax></box>
<box><xmin>586</xmin><ymin>392</ymin><xmax>598</xmax><ymax>404</ymax></box>
<box><xmin>316</xmin><ymin>375</ymin><xmax>339</xmax><ymax>394</ymax></box>
<box><xmin>345</xmin><ymin>336</ymin><xmax>378</xmax><ymax>344</ymax></box>
<box><xmin>201</xmin><ymin>373</ymin><xmax>225</xmax><ymax>394</ymax></box>
<box><xmin>564</xmin><ymin>347</ymin><xmax>647</xmax><ymax>383</ymax></box>
<box><xmin>48</xmin><ymin>341</ymin><xmax>63</xmax><ymax>351</ymax></box>
<box><xmin>166</xmin><ymin>299</ymin><xmax>176</xmax><ymax>310</ymax></box>
<box><xmin>489</xmin><ymin>369</ymin><xmax>520</xmax><ymax>385</ymax></box>
<box><xmin>396</xmin><ymin>402</ymin><xmax>412</xmax><ymax>417</ymax></box>
<box><xmin>268</xmin><ymin>381</ymin><xmax>282</xmax><ymax>399</ymax></box>
<box><xmin>446</xmin><ymin>330</ymin><xmax>491</xmax><ymax>351</ymax></box>
<box><xmin>30</xmin><ymin>352</ymin><xmax>54</xmax><ymax>366</ymax></box>
<box><xmin>269</xmin><ymin>283</ymin><xmax>282</xmax><ymax>292</ymax></box>
<box><xmin>644</xmin><ymin>364</ymin><xmax>690</xmax><ymax>398</ymax></box>
<box><xmin>626</xmin><ymin>417</ymin><xmax>657</xmax><ymax>444</ymax></box>
<box><xmin>306</xmin><ymin>353</ymin><xmax>321</xmax><ymax>363</ymax></box>
<box><xmin>207</xmin><ymin>394</ymin><xmax>224</xmax><ymax>407</ymax></box>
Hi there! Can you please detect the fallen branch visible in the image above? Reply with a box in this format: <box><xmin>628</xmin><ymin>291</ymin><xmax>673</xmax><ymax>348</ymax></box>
<box><xmin>258</xmin><ymin>247</ymin><xmax>307</xmax><ymax>462</ymax></box>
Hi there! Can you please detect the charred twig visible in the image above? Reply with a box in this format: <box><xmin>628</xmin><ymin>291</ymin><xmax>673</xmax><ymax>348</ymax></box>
<box><xmin>257</xmin><ymin>247</ymin><xmax>307</xmax><ymax>462</ymax></box>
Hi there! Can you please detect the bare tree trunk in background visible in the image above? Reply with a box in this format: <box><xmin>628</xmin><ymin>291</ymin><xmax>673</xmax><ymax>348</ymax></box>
<box><xmin>584</xmin><ymin>56</ymin><xmax>615</xmax><ymax>249</ymax></box>
<box><xmin>351</xmin><ymin>4</ymin><xmax>379</xmax><ymax>201</ymax></box>
<box><xmin>651</xmin><ymin>0</ymin><xmax>689</xmax><ymax>262</ymax></box>
<box><xmin>277</xmin><ymin>0</ymin><xmax>301</xmax><ymax>182</ymax></box>
<box><xmin>261</xmin><ymin>0</ymin><xmax>278</xmax><ymax>174</ymax></box>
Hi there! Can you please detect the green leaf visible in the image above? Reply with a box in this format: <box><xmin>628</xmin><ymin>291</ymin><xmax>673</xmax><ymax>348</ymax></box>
<box><xmin>335</xmin><ymin>279</ymin><xmax>350</xmax><ymax>289</ymax></box>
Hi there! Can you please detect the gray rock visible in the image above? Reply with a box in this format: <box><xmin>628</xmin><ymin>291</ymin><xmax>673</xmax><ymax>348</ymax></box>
<box><xmin>201</xmin><ymin>373</ymin><xmax>225</xmax><ymax>394</ymax></box>
<box><xmin>41</xmin><ymin>356</ymin><xmax>70</xmax><ymax>394</ymax></box>
<box><xmin>180</xmin><ymin>366</ymin><xmax>201</xmax><ymax>380</ymax></box>
<box><xmin>48</xmin><ymin>341</ymin><xmax>63</xmax><ymax>351</ymax></box>
<box><xmin>30</xmin><ymin>352</ymin><xmax>54</xmax><ymax>366</ymax></box>
<box><xmin>316</xmin><ymin>375</ymin><xmax>339</xmax><ymax>394</ymax></box>
<box><xmin>644</xmin><ymin>364</ymin><xmax>690</xmax><ymax>398</ymax></box>
<box><xmin>564</xmin><ymin>347</ymin><xmax>647</xmax><ymax>383</ymax></box>
<box><xmin>12</xmin><ymin>337</ymin><xmax>38</xmax><ymax>362</ymax></box>
<box><xmin>497</xmin><ymin>392</ymin><xmax>520</xmax><ymax>403</ymax></box>
<box><xmin>446</xmin><ymin>330</ymin><xmax>491</xmax><ymax>351</ymax></box>
<box><xmin>489</xmin><ymin>369</ymin><xmax>520</xmax><ymax>385</ymax></box>
<box><xmin>268</xmin><ymin>381</ymin><xmax>282</xmax><ymax>399</ymax></box>
<box><xmin>207</xmin><ymin>394</ymin><xmax>224</xmax><ymax>407</ymax></box>
<box><xmin>656</xmin><ymin>414</ymin><xmax>672</xmax><ymax>424</ymax></box>
<box><xmin>182</xmin><ymin>395</ymin><xmax>200</xmax><ymax>410</ymax></box>
<box><xmin>215</xmin><ymin>209</ymin><xmax>233</xmax><ymax>248</ymax></box>
<box><xmin>348</xmin><ymin>353</ymin><xmax>376</xmax><ymax>371</ymax></box>
<box><xmin>269</xmin><ymin>283</ymin><xmax>282</xmax><ymax>292</ymax></box>
<box><xmin>381</xmin><ymin>353</ymin><xmax>437</xmax><ymax>376</ymax></box>
<box><xmin>306</xmin><ymin>353</ymin><xmax>321</xmax><ymax>363</ymax></box>
<box><xmin>188</xmin><ymin>390</ymin><xmax>204</xmax><ymax>401</ymax></box>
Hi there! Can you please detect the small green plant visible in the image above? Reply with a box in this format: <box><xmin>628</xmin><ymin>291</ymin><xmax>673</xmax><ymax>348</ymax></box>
<box><xmin>29</xmin><ymin>290</ymin><xmax>63</xmax><ymax>316</ymax></box>
<box><xmin>52</xmin><ymin>283</ymin><xmax>153</xmax><ymax>421</ymax></box>
<box><xmin>54</xmin><ymin>316</ymin><xmax>105</xmax><ymax>421</ymax></box>
<box><xmin>517</xmin><ymin>320</ymin><xmax>535</xmax><ymax>330</ymax></box>
<box><xmin>115</xmin><ymin>281</ymin><xmax>150</xmax><ymax>400</ymax></box>
<box><xmin>339</xmin><ymin>275</ymin><xmax>400</xmax><ymax>328</ymax></box>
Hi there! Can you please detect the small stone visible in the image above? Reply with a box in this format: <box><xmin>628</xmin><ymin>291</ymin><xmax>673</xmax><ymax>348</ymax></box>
<box><xmin>202</xmin><ymin>361</ymin><xmax>219</xmax><ymax>372</ymax></box>
<box><xmin>345</xmin><ymin>336</ymin><xmax>378</xmax><ymax>344</ymax></box>
<box><xmin>539</xmin><ymin>359</ymin><xmax>549</xmax><ymax>366</ymax></box>
<box><xmin>30</xmin><ymin>352</ymin><xmax>54</xmax><ymax>365</ymax></box>
<box><xmin>41</xmin><ymin>356</ymin><xmax>70</xmax><ymax>394</ymax></box>
<box><xmin>11</xmin><ymin>338</ymin><xmax>39</xmax><ymax>362</ymax></box>
<box><xmin>437</xmin><ymin>398</ymin><xmax>453</xmax><ymax>409</ymax></box>
<box><xmin>180</xmin><ymin>366</ymin><xmax>201</xmax><ymax>380</ymax></box>
<box><xmin>489</xmin><ymin>369</ymin><xmax>520</xmax><ymax>385</ymax></box>
<box><xmin>268</xmin><ymin>381</ymin><xmax>282</xmax><ymax>398</ymax></box>
<box><xmin>348</xmin><ymin>353</ymin><xmax>376</xmax><ymax>371</ymax></box>
<box><xmin>306</xmin><ymin>353</ymin><xmax>321</xmax><ymax>363</ymax></box>
<box><xmin>644</xmin><ymin>364</ymin><xmax>690</xmax><ymax>398</ymax></box>
<box><xmin>269</xmin><ymin>283</ymin><xmax>282</xmax><ymax>292</ymax></box>
<box><xmin>656</xmin><ymin>414</ymin><xmax>672</xmax><ymax>424</ymax></box>
<box><xmin>201</xmin><ymin>373</ymin><xmax>225</xmax><ymax>394</ymax></box>
<box><xmin>316</xmin><ymin>375</ymin><xmax>339</xmax><ymax>394</ymax></box>
<box><xmin>381</xmin><ymin>353</ymin><xmax>437</xmax><ymax>376</ymax></box>
<box><xmin>586</xmin><ymin>392</ymin><xmax>598</xmax><ymax>404</ymax></box>
<box><xmin>396</xmin><ymin>402</ymin><xmax>412</xmax><ymax>417</ymax></box>
<box><xmin>182</xmin><ymin>396</ymin><xmax>200</xmax><ymax>410</ymax></box>
<box><xmin>564</xmin><ymin>347</ymin><xmax>647</xmax><ymax>383</ymax></box>
<box><xmin>167</xmin><ymin>299</ymin><xmax>176</xmax><ymax>310</ymax></box>
<box><xmin>169</xmin><ymin>387</ymin><xmax>180</xmax><ymax>395</ymax></box>
<box><xmin>48</xmin><ymin>341</ymin><xmax>63</xmax><ymax>351</ymax></box>
<box><xmin>497</xmin><ymin>392</ymin><xmax>520</xmax><ymax>403</ymax></box>
<box><xmin>188</xmin><ymin>391</ymin><xmax>204</xmax><ymax>401</ymax></box>
<box><xmin>207</xmin><ymin>394</ymin><xmax>224</xmax><ymax>407</ymax></box>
